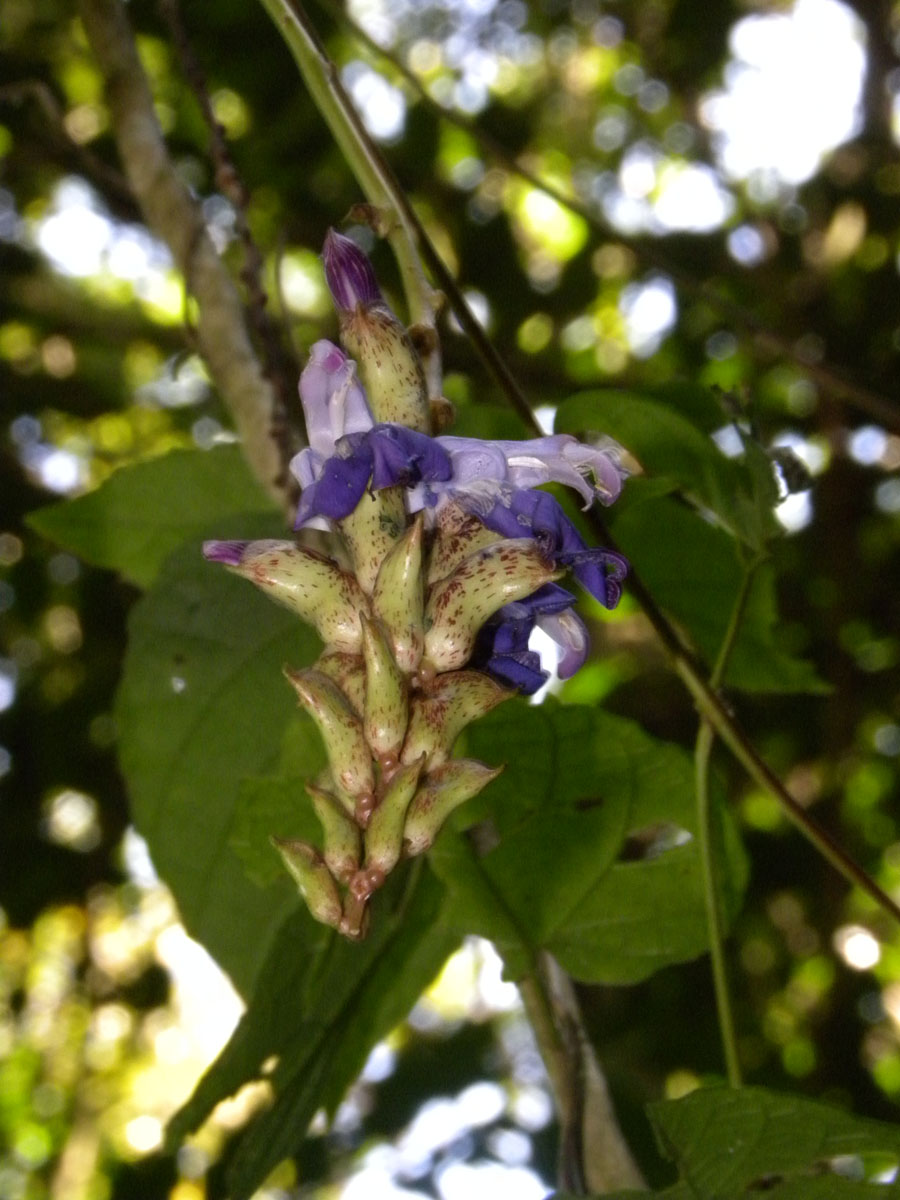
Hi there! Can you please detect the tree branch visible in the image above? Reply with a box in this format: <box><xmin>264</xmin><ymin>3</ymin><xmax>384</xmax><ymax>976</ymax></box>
<box><xmin>77</xmin><ymin>0</ymin><xmax>289</xmax><ymax>507</ymax></box>
<box><xmin>520</xmin><ymin>955</ymin><xmax>646</xmax><ymax>1194</ymax></box>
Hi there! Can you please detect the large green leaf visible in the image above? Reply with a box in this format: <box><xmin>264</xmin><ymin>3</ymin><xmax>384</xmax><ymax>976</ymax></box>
<box><xmin>229</xmin><ymin>718</ymin><xmax>329</xmax><ymax>887</ymax></box>
<box><xmin>27</xmin><ymin>446</ymin><xmax>275</xmax><ymax>587</ymax></box>
<box><xmin>611</xmin><ymin>487</ymin><xmax>827</xmax><ymax>694</ymax></box>
<box><xmin>556</xmin><ymin>390</ymin><xmax>779</xmax><ymax>549</ymax></box>
<box><xmin>560</xmin><ymin>1087</ymin><xmax>900</xmax><ymax>1199</ymax></box>
<box><xmin>115</xmin><ymin>537</ymin><xmax>321</xmax><ymax>994</ymax></box>
<box><xmin>430</xmin><ymin>699</ymin><xmax>747</xmax><ymax>983</ymax></box>
<box><xmin>649</xmin><ymin>1085</ymin><xmax>900</xmax><ymax>1198</ymax></box>
<box><xmin>168</xmin><ymin>865</ymin><xmax>458</xmax><ymax>1200</ymax></box>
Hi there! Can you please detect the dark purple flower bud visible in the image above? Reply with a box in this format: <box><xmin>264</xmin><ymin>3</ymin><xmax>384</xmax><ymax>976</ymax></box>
<box><xmin>323</xmin><ymin>229</ymin><xmax>384</xmax><ymax>312</ymax></box>
<box><xmin>203</xmin><ymin>539</ymin><xmax>249</xmax><ymax>566</ymax></box>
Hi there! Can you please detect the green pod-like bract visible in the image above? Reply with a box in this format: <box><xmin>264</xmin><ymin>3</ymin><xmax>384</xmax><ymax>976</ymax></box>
<box><xmin>216</xmin><ymin>540</ymin><xmax>370</xmax><ymax>651</ymax></box>
<box><xmin>306</xmin><ymin>781</ymin><xmax>361</xmax><ymax>882</ymax></box>
<box><xmin>372</xmin><ymin>514</ymin><xmax>425</xmax><ymax>674</ymax></box>
<box><xmin>365</xmin><ymin>756</ymin><xmax>425</xmax><ymax>875</ymax></box>
<box><xmin>284</xmin><ymin>667</ymin><xmax>375</xmax><ymax>805</ymax></box>
<box><xmin>404</xmin><ymin>759</ymin><xmax>504</xmax><ymax>856</ymax></box>
<box><xmin>401</xmin><ymin>670</ymin><xmax>512</xmax><ymax>769</ymax></box>
<box><xmin>427</xmin><ymin>501</ymin><xmax>499</xmax><ymax>586</ymax></box>
<box><xmin>339</xmin><ymin>304</ymin><xmax>430</xmax><ymax>432</ymax></box>
<box><xmin>339</xmin><ymin>486</ymin><xmax>407</xmax><ymax>594</ymax></box>
<box><xmin>361</xmin><ymin>614</ymin><xmax>408</xmax><ymax>762</ymax></box>
<box><xmin>271</xmin><ymin>837</ymin><xmax>343</xmax><ymax>928</ymax></box>
<box><xmin>424</xmin><ymin>540</ymin><xmax>562</xmax><ymax>673</ymax></box>
<box><xmin>314</xmin><ymin>649</ymin><xmax>366</xmax><ymax>716</ymax></box>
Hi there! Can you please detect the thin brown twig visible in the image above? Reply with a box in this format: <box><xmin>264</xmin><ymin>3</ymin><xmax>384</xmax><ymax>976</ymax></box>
<box><xmin>157</xmin><ymin>0</ymin><xmax>301</xmax><ymax>483</ymax></box>
<box><xmin>0</xmin><ymin>79</ymin><xmax>137</xmax><ymax>214</ymax></box>
<box><xmin>278</xmin><ymin>0</ymin><xmax>536</xmax><ymax>424</ymax></box>
<box><xmin>589</xmin><ymin>509</ymin><xmax>900</xmax><ymax>927</ymax></box>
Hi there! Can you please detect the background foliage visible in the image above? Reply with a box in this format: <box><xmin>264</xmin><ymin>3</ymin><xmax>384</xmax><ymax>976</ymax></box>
<box><xmin>3</xmin><ymin>0</ymin><xmax>900</xmax><ymax>1197</ymax></box>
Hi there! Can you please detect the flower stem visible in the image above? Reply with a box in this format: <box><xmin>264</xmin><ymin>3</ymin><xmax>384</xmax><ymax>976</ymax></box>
<box><xmin>694</xmin><ymin>560</ymin><xmax>758</xmax><ymax>1088</ymax></box>
<box><xmin>254</xmin><ymin>0</ymin><xmax>443</xmax><ymax>399</ymax></box>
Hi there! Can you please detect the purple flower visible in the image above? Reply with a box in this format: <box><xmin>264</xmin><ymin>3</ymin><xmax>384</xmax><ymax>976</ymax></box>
<box><xmin>280</xmin><ymin>231</ymin><xmax>629</xmax><ymax>689</ymax></box>
<box><xmin>291</xmin><ymin>417</ymin><xmax>627</xmax><ymax>610</ymax></box>
<box><xmin>322</xmin><ymin>228</ymin><xmax>384</xmax><ymax>311</ymax></box>
<box><xmin>473</xmin><ymin>487</ymin><xmax>629</xmax><ymax>610</ymax></box>
<box><xmin>291</xmin><ymin>417</ymin><xmax>625</xmax><ymax>548</ymax></box>
<box><xmin>291</xmin><ymin>341</ymin><xmax>375</xmax><ymax>528</ymax></box>
<box><xmin>298</xmin><ymin>340</ymin><xmax>373</xmax><ymax>459</ymax></box>
<box><xmin>293</xmin><ymin>423</ymin><xmax>452</xmax><ymax>528</ymax></box>
<box><xmin>434</xmin><ymin>434</ymin><xmax>623</xmax><ymax>507</ymax></box>
<box><xmin>472</xmin><ymin>584</ymin><xmax>589</xmax><ymax>694</ymax></box>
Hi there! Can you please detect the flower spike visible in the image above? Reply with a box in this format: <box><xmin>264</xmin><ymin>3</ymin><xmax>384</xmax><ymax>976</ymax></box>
<box><xmin>205</xmin><ymin>228</ymin><xmax>628</xmax><ymax>936</ymax></box>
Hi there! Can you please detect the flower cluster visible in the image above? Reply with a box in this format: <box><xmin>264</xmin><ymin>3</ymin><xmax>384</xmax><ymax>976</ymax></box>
<box><xmin>204</xmin><ymin>229</ymin><xmax>627</xmax><ymax>936</ymax></box>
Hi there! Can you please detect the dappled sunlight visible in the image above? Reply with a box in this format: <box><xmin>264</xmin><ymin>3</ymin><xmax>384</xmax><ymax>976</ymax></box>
<box><xmin>4</xmin><ymin>0</ymin><xmax>900</xmax><ymax>1194</ymax></box>
<box><xmin>701</xmin><ymin>0</ymin><xmax>866</xmax><ymax>187</ymax></box>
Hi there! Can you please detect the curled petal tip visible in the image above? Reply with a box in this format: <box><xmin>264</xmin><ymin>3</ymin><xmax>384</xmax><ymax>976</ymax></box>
<box><xmin>323</xmin><ymin>228</ymin><xmax>383</xmax><ymax>312</ymax></box>
<box><xmin>202</xmin><ymin>540</ymin><xmax>248</xmax><ymax>566</ymax></box>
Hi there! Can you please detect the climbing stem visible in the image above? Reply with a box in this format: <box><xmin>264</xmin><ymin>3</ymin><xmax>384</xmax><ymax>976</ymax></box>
<box><xmin>694</xmin><ymin>560</ymin><xmax>758</xmax><ymax>1087</ymax></box>
<box><xmin>696</xmin><ymin>719</ymin><xmax>741</xmax><ymax>1086</ymax></box>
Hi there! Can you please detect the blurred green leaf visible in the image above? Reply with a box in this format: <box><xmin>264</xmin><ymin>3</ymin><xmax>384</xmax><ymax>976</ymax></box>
<box><xmin>27</xmin><ymin>446</ymin><xmax>276</xmax><ymax>587</ymax></box>
<box><xmin>648</xmin><ymin>1085</ymin><xmax>900</xmax><ymax>1198</ymax></box>
<box><xmin>450</xmin><ymin>402</ymin><xmax>532</xmax><ymax>441</ymax></box>
<box><xmin>431</xmin><ymin>699</ymin><xmax>747</xmax><ymax>983</ymax></box>
<box><xmin>116</xmin><ymin>539</ymin><xmax>320</xmax><ymax>994</ymax></box>
<box><xmin>168</xmin><ymin>865</ymin><xmax>458</xmax><ymax>1200</ymax></box>
<box><xmin>231</xmin><ymin>775</ymin><xmax>321</xmax><ymax>888</ymax></box>
<box><xmin>561</xmin><ymin>1087</ymin><xmax>900</xmax><ymax>1198</ymax></box>
<box><xmin>230</xmin><ymin>717</ymin><xmax>330</xmax><ymax>886</ymax></box>
<box><xmin>611</xmin><ymin>487</ymin><xmax>828</xmax><ymax>694</ymax></box>
<box><xmin>557</xmin><ymin>390</ymin><xmax>779</xmax><ymax>549</ymax></box>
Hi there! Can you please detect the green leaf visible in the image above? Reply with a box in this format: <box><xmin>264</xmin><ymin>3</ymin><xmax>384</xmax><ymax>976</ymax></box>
<box><xmin>168</xmin><ymin>866</ymin><xmax>459</xmax><ymax>1200</ymax></box>
<box><xmin>115</xmin><ymin>539</ymin><xmax>321</xmax><ymax>994</ymax></box>
<box><xmin>230</xmin><ymin>720</ymin><xmax>330</xmax><ymax>887</ymax></box>
<box><xmin>612</xmin><ymin>488</ymin><xmax>828</xmax><ymax>694</ymax></box>
<box><xmin>647</xmin><ymin>1085</ymin><xmax>900</xmax><ymax>1198</ymax></box>
<box><xmin>556</xmin><ymin>390</ymin><xmax>779</xmax><ymax>548</ymax></box>
<box><xmin>585</xmin><ymin>1185</ymin><xmax>900</xmax><ymax>1200</ymax></box>
<box><xmin>450</xmin><ymin>402</ymin><xmax>531</xmax><ymax>441</ymax></box>
<box><xmin>430</xmin><ymin>699</ymin><xmax>748</xmax><ymax>984</ymax></box>
<box><xmin>27</xmin><ymin>446</ymin><xmax>276</xmax><ymax>587</ymax></box>
<box><xmin>231</xmin><ymin>774</ymin><xmax>322</xmax><ymax>888</ymax></box>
